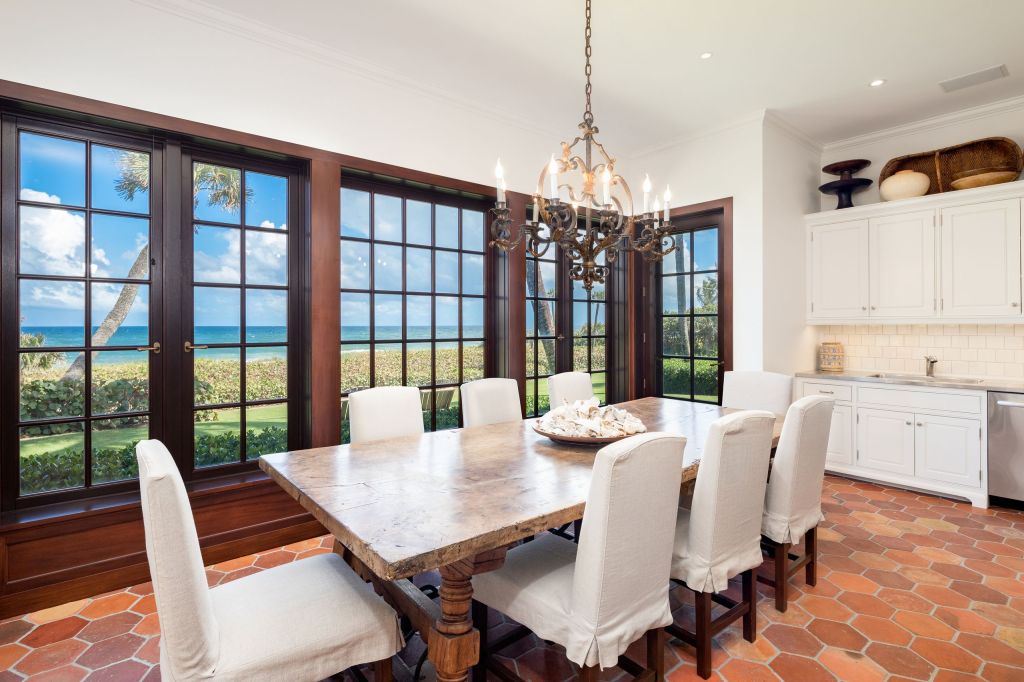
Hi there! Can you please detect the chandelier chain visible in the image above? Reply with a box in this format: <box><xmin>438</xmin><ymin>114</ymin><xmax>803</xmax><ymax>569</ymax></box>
<box><xmin>583</xmin><ymin>0</ymin><xmax>593</xmax><ymax>126</ymax></box>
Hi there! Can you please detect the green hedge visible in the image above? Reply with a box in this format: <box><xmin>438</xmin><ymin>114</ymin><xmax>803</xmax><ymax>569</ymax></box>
<box><xmin>19</xmin><ymin>427</ymin><xmax>289</xmax><ymax>495</ymax></box>
<box><xmin>663</xmin><ymin>359</ymin><xmax>719</xmax><ymax>399</ymax></box>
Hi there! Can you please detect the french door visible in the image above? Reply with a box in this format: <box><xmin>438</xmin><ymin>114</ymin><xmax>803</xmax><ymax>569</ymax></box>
<box><xmin>1</xmin><ymin>116</ymin><xmax>305</xmax><ymax>509</ymax></box>
<box><xmin>1</xmin><ymin>116</ymin><xmax>164</xmax><ymax>507</ymax></box>
<box><xmin>177</xmin><ymin>150</ymin><xmax>303</xmax><ymax>479</ymax></box>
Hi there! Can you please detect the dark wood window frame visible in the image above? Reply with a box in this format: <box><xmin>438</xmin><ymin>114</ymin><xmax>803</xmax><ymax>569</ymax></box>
<box><xmin>1</xmin><ymin>112</ymin><xmax>310</xmax><ymax>510</ymax></box>
<box><xmin>636</xmin><ymin>198</ymin><xmax>733</xmax><ymax>401</ymax></box>
<box><xmin>339</xmin><ymin>176</ymin><xmax>494</xmax><ymax>436</ymax></box>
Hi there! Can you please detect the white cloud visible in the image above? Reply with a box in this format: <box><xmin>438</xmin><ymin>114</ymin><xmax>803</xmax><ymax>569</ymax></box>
<box><xmin>194</xmin><ymin>228</ymin><xmax>241</xmax><ymax>283</ymax></box>
<box><xmin>20</xmin><ymin>188</ymin><xmax>61</xmax><ymax>203</ymax></box>
<box><xmin>24</xmin><ymin>280</ymin><xmax>84</xmax><ymax>310</ymax></box>
<box><xmin>258</xmin><ymin>219</ymin><xmax>286</xmax><ymax>230</ymax></box>
<box><xmin>245</xmin><ymin>231</ymin><xmax>287</xmax><ymax>284</ymax></box>
<box><xmin>19</xmin><ymin>205</ymin><xmax>85</xmax><ymax>276</ymax></box>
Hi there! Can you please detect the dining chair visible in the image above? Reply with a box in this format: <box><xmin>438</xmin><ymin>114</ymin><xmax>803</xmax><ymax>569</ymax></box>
<box><xmin>471</xmin><ymin>432</ymin><xmax>686</xmax><ymax>681</ymax></box>
<box><xmin>669</xmin><ymin>410</ymin><xmax>776</xmax><ymax>679</ymax></box>
<box><xmin>721</xmin><ymin>370</ymin><xmax>793</xmax><ymax>416</ymax></box>
<box><xmin>136</xmin><ymin>440</ymin><xmax>402</xmax><ymax>681</ymax></box>
<box><xmin>759</xmin><ymin>395</ymin><xmax>834</xmax><ymax>612</ymax></box>
<box><xmin>461</xmin><ymin>377</ymin><xmax>522</xmax><ymax>428</ymax></box>
<box><xmin>348</xmin><ymin>385</ymin><xmax>424</xmax><ymax>444</ymax></box>
<box><xmin>548</xmin><ymin>371</ymin><xmax>595</xmax><ymax>408</ymax></box>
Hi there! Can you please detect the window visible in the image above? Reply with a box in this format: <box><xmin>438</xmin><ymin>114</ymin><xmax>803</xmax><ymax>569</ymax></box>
<box><xmin>186</xmin><ymin>159</ymin><xmax>293</xmax><ymax>469</ymax></box>
<box><xmin>571</xmin><ymin>252</ymin><xmax>607</xmax><ymax>404</ymax></box>
<box><xmin>657</xmin><ymin>224</ymin><xmax>722</xmax><ymax>402</ymax></box>
<box><xmin>4</xmin><ymin>125</ymin><xmax>157</xmax><ymax>498</ymax></box>
<box><xmin>525</xmin><ymin>243</ymin><xmax>558</xmax><ymax>416</ymax></box>
<box><xmin>339</xmin><ymin>179</ymin><xmax>488</xmax><ymax>442</ymax></box>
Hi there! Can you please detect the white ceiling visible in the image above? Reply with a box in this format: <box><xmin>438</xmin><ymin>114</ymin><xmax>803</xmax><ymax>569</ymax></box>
<box><xmin>188</xmin><ymin>0</ymin><xmax>1024</xmax><ymax>152</ymax></box>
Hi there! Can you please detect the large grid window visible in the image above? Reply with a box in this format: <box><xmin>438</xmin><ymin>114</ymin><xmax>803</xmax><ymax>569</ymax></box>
<box><xmin>188</xmin><ymin>161</ymin><xmax>291</xmax><ymax>468</ymax></box>
<box><xmin>339</xmin><ymin>181</ymin><xmax>487</xmax><ymax>442</ymax></box>
<box><xmin>571</xmin><ymin>251</ymin><xmax>607</xmax><ymax>404</ymax></box>
<box><xmin>11</xmin><ymin>129</ymin><xmax>155</xmax><ymax>497</ymax></box>
<box><xmin>525</xmin><ymin>244</ymin><xmax>558</xmax><ymax>416</ymax></box>
<box><xmin>657</xmin><ymin>226</ymin><xmax>721</xmax><ymax>402</ymax></box>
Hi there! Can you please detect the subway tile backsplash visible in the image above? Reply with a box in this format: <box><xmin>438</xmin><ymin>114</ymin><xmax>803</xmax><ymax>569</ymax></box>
<box><xmin>816</xmin><ymin>325</ymin><xmax>1024</xmax><ymax>378</ymax></box>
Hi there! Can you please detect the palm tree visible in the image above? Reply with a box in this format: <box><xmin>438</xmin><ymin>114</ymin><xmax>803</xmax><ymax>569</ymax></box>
<box><xmin>62</xmin><ymin>159</ymin><xmax>246</xmax><ymax>380</ymax></box>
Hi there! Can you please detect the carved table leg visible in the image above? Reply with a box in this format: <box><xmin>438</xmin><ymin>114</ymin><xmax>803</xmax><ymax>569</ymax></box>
<box><xmin>429</xmin><ymin>558</ymin><xmax>480</xmax><ymax>682</ymax></box>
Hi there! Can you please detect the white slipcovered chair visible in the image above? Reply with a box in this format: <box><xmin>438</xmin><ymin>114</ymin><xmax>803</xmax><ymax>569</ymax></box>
<box><xmin>760</xmin><ymin>395</ymin><xmax>834</xmax><ymax>612</ymax></box>
<box><xmin>669</xmin><ymin>411</ymin><xmax>775</xmax><ymax>679</ymax></box>
<box><xmin>471</xmin><ymin>432</ymin><xmax>686</xmax><ymax>680</ymax></box>
<box><xmin>721</xmin><ymin>370</ymin><xmax>793</xmax><ymax>417</ymax></box>
<box><xmin>460</xmin><ymin>377</ymin><xmax>522</xmax><ymax>428</ymax></box>
<box><xmin>548</xmin><ymin>371</ymin><xmax>595</xmax><ymax>408</ymax></box>
<box><xmin>136</xmin><ymin>440</ymin><xmax>402</xmax><ymax>681</ymax></box>
<box><xmin>348</xmin><ymin>385</ymin><xmax>424</xmax><ymax>444</ymax></box>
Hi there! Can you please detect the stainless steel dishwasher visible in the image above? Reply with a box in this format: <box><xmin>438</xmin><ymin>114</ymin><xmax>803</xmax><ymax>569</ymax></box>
<box><xmin>988</xmin><ymin>392</ymin><xmax>1024</xmax><ymax>503</ymax></box>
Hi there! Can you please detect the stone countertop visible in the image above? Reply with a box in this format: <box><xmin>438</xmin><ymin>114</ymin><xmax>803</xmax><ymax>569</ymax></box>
<box><xmin>795</xmin><ymin>370</ymin><xmax>1024</xmax><ymax>394</ymax></box>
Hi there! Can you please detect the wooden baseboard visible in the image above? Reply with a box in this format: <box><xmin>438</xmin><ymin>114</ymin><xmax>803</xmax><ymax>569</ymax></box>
<box><xmin>0</xmin><ymin>480</ymin><xmax>326</xmax><ymax>619</ymax></box>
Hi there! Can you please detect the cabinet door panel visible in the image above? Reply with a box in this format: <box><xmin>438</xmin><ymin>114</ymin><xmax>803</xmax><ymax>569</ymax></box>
<box><xmin>869</xmin><ymin>210</ymin><xmax>936</xmax><ymax>318</ymax></box>
<box><xmin>826</xmin><ymin>404</ymin><xmax>853</xmax><ymax>467</ymax></box>
<box><xmin>915</xmin><ymin>414</ymin><xmax>982</xmax><ymax>488</ymax></box>
<box><xmin>940</xmin><ymin>199</ymin><xmax>1021</xmax><ymax>317</ymax></box>
<box><xmin>857</xmin><ymin>408</ymin><xmax>915</xmax><ymax>475</ymax></box>
<box><xmin>810</xmin><ymin>220</ymin><xmax>869</xmax><ymax>319</ymax></box>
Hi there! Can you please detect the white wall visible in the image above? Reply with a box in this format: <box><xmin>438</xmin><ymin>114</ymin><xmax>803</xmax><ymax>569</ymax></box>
<box><xmin>819</xmin><ymin>95</ymin><xmax>1024</xmax><ymax>209</ymax></box>
<box><xmin>762</xmin><ymin>118</ymin><xmax>821</xmax><ymax>374</ymax></box>
<box><xmin>0</xmin><ymin>0</ymin><xmax>551</xmax><ymax>194</ymax></box>
<box><xmin>632</xmin><ymin>115</ymin><xmax>768</xmax><ymax>370</ymax></box>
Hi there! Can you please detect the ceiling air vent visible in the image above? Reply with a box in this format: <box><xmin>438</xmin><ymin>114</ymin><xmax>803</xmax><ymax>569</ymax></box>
<box><xmin>939</xmin><ymin>64</ymin><xmax>1009</xmax><ymax>93</ymax></box>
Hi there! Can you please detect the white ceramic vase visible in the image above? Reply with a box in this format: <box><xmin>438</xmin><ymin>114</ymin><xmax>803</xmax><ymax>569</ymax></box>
<box><xmin>880</xmin><ymin>170</ymin><xmax>931</xmax><ymax>201</ymax></box>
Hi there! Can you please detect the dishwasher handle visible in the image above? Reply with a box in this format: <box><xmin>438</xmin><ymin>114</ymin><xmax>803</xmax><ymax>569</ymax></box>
<box><xmin>996</xmin><ymin>400</ymin><xmax>1024</xmax><ymax>408</ymax></box>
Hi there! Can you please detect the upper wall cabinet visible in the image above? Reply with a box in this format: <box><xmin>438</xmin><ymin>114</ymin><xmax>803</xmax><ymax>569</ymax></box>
<box><xmin>870</xmin><ymin>210</ymin><xmax>936</xmax><ymax>318</ymax></box>
<box><xmin>809</xmin><ymin>219</ymin><xmax>869</xmax><ymax>318</ymax></box>
<box><xmin>806</xmin><ymin>181</ymin><xmax>1024</xmax><ymax>324</ymax></box>
<box><xmin>940</xmin><ymin>199</ymin><xmax>1021</xmax><ymax>318</ymax></box>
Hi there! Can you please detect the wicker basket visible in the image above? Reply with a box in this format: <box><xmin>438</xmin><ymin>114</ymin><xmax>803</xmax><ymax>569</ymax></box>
<box><xmin>818</xmin><ymin>342</ymin><xmax>845</xmax><ymax>373</ymax></box>
<box><xmin>878</xmin><ymin>137</ymin><xmax>1023</xmax><ymax>195</ymax></box>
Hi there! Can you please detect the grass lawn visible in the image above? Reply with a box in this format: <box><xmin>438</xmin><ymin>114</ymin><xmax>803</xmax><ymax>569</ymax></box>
<box><xmin>20</xmin><ymin>403</ymin><xmax>287</xmax><ymax>458</ymax></box>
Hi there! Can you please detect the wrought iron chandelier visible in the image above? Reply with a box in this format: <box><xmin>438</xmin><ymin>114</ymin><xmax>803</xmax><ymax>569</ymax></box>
<box><xmin>489</xmin><ymin>0</ymin><xmax>675</xmax><ymax>291</ymax></box>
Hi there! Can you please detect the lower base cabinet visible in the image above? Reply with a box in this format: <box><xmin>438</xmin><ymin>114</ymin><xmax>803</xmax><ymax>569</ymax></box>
<box><xmin>798</xmin><ymin>378</ymin><xmax>988</xmax><ymax>507</ymax></box>
<box><xmin>857</xmin><ymin>408</ymin><xmax>915</xmax><ymax>476</ymax></box>
<box><xmin>915</xmin><ymin>414</ymin><xmax>983</xmax><ymax>488</ymax></box>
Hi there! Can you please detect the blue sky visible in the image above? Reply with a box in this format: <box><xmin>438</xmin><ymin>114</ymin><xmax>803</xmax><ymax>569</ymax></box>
<box><xmin>18</xmin><ymin>132</ymin><xmax>288</xmax><ymax>331</ymax></box>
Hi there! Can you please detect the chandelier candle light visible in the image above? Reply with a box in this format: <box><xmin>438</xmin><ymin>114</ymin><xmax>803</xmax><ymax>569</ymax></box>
<box><xmin>488</xmin><ymin>0</ymin><xmax>676</xmax><ymax>291</ymax></box>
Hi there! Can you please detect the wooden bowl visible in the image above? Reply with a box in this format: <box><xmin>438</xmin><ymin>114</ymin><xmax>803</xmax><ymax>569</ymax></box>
<box><xmin>532</xmin><ymin>424</ymin><xmax>632</xmax><ymax>446</ymax></box>
<box><xmin>950</xmin><ymin>166</ymin><xmax>1020</xmax><ymax>190</ymax></box>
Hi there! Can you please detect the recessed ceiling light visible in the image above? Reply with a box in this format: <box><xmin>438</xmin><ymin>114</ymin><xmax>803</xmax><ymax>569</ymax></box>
<box><xmin>870</xmin><ymin>79</ymin><xmax>886</xmax><ymax>87</ymax></box>
<box><xmin>700</xmin><ymin>52</ymin><xmax>713</xmax><ymax>60</ymax></box>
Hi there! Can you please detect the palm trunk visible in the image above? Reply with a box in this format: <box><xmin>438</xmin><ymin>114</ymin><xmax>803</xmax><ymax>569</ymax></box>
<box><xmin>63</xmin><ymin>245</ymin><xmax>150</xmax><ymax>381</ymax></box>
<box><xmin>526</xmin><ymin>259</ymin><xmax>557</xmax><ymax>372</ymax></box>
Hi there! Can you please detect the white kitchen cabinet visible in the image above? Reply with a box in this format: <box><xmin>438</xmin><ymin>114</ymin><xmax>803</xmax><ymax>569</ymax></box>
<box><xmin>826</xmin><ymin>404</ymin><xmax>854</xmax><ymax>467</ymax></box>
<box><xmin>869</xmin><ymin>210</ymin><xmax>936</xmax><ymax>318</ymax></box>
<box><xmin>809</xmin><ymin>219</ymin><xmax>869</xmax><ymax>319</ymax></box>
<box><xmin>940</xmin><ymin>198</ymin><xmax>1021</xmax><ymax>318</ymax></box>
<box><xmin>915</xmin><ymin>414</ymin><xmax>982</xmax><ymax>488</ymax></box>
<box><xmin>856</xmin><ymin>407</ymin><xmax>915</xmax><ymax>476</ymax></box>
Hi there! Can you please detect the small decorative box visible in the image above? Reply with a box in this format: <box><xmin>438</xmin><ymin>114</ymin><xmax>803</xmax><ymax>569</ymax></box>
<box><xmin>818</xmin><ymin>342</ymin><xmax>845</xmax><ymax>373</ymax></box>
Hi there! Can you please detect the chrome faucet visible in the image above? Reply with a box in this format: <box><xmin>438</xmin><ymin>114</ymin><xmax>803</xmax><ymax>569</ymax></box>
<box><xmin>924</xmin><ymin>355</ymin><xmax>938</xmax><ymax>378</ymax></box>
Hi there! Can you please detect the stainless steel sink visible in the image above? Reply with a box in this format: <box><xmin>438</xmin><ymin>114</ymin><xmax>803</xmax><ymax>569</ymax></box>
<box><xmin>866</xmin><ymin>372</ymin><xmax>984</xmax><ymax>385</ymax></box>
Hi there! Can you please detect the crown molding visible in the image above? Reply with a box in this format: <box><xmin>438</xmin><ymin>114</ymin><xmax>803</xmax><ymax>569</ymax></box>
<box><xmin>823</xmin><ymin>93</ymin><xmax>1024</xmax><ymax>153</ymax></box>
<box><xmin>628</xmin><ymin>110</ymin><xmax>768</xmax><ymax>161</ymax></box>
<box><xmin>129</xmin><ymin>0</ymin><xmax>561</xmax><ymax>141</ymax></box>
<box><xmin>763</xmin><ymin>110</ymin><xmax>823</xmax><ymax>154</ymax></box>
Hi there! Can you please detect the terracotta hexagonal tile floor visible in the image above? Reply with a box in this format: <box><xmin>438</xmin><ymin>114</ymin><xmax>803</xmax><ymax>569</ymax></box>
<box><xmin>0</xmin><ymin>476</ymin><xmax>1022</xmax><ymax>681</ymax></box>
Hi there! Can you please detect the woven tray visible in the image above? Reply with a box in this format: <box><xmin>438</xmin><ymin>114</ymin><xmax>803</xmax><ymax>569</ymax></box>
<box><xmin>879</xmin><ymin>137</ymin><xmax>1023</xmax><ymax>195</ymax></box>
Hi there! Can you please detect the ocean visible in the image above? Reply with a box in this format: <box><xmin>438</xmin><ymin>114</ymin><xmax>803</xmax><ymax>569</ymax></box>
<box><xmin>23</xmin><ymin>325</ymin><xmax>484</xmax><ymax>363</ymax></box>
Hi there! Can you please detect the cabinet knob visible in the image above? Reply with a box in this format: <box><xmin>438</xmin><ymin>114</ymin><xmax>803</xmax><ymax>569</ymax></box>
<box><xmin>861</xmin><ymin>306</ymin><xmax>867</xmax><ymax>311</ymax></box>
<box><xmin>916</xmin><ymin>422</ymin><xmax>923</xmax><ymax>427</ymax></box>
<box><xmin>1013</xmin><ymin>302</ymin><xmax>1020</xmax><ymax>308</ymax></box>
<box><xmin>871</xmin><ymin>306</ymin><xmax>877</xmax><ymax>310</ymax></box>
<box><xmin>905</xmin><ymin>421</ymin><xmax>912</xmax><ymax>426</ymax></box>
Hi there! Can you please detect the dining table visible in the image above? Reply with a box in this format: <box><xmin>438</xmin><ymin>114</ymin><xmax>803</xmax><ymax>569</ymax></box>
<box><xmin>260</xmin><ymin>396</ymin><xmax>783</xmax><ymax>682</ymax></box>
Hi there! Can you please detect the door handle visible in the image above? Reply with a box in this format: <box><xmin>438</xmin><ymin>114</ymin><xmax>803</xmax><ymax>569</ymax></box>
<box><xmin>136</xmin><ymin>341</ymin><xmax>161</xmax><ymax>354</ymax></box>
<box><xmin>184</xmin><ymin>341</ymin><xmax>209</xmax><ymax>353</ymax></box>
<box><xmin>996</xmin><ymin>400</ymin><xmax>1024</xmax><ymax>408</ymax></box>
